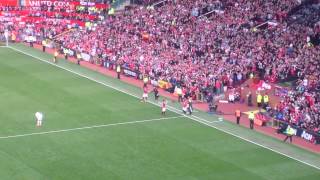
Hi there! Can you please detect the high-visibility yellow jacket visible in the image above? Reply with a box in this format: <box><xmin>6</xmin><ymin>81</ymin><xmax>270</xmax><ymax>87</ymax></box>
<box><xmin>286</xmin><ymin>126</ymin><xmax>295</xmax><ymax>136</ymax></box>
<box><xmin>257</xmin><ymin>94</ymin><xmax>262</xmax><ymax>103</ymax></box>
<box><xmin>176</xmin><ymin>88</ymin><xmax>182</xmax><ymax>95</ymax></box>
<box><xmin>248</xmin><ymin>112</ymin><xmax>255</xmax><ymax>120</ymax></box>
<box><xmin>143</xmin><ymin>77</ymin><xmax>148</xmax><ymax>84</ymax></box>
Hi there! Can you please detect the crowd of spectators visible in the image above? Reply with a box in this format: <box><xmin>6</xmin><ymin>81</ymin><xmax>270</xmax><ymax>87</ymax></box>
<box><xmin>0</xmin><ymin>19</ymin><xmax>68</xmax><ymax>44</ymax></box>
<box><xmin>1</xmin><ymin>0</ymin><xmax>320</xmax><ymax>133</ymax></box>
<box><xmin>275</xmin><ymin>89</ymin><xmax>320</xmax><ymax>134</ymax></box>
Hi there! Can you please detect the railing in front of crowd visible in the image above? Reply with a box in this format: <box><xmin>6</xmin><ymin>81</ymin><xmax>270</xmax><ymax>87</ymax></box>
<box><xmin>112</xmin><ymin>0</ymin><xmax>130</xmax><ymax>9</ymax></box>
<box><xmin>272</xmin><ymin>118</ymin><xmax>320</xmax><ymax>145</ymax></box>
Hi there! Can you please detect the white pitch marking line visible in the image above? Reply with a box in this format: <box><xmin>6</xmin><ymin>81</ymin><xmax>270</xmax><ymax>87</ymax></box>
<box><xmin>0</xmin><ymin>116</ymin><xmax>183</xmax><ymax>139</ymax></box>
<box><xmin>8</xmin><ymin>46</ymin><xmax>320</xmax><ymax>170</ymax></box>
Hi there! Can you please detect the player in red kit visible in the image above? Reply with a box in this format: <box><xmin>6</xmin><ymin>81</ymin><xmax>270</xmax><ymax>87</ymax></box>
<box><xmin>182</xmin><ymin>99</ymin><xmax>189</xmax><ymax>114</ymax></box>
<box><xmin>188</xmin><ymin>97</ymin><xmax>193</xmax><ymax>115</ymax></box>
<box><xmin>142</xmin><ymin>85</ymin><xmax>148</xmax><ymax>103</ymax></box>
<box><xmin>161</xmin><ymin>99</ymin><xmax>167</xmax><ymax>115</ymax></box>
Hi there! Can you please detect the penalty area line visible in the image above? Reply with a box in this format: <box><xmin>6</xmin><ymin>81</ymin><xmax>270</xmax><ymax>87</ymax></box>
<box><xmin>8</xmin><ymin>46</ymin><xmax>320</xmax><ymax>170</ymax></box>
<box><xmin>0</xmin><ymin>116</ymin><xmax>183</xmax><ymax>140</ymax></box>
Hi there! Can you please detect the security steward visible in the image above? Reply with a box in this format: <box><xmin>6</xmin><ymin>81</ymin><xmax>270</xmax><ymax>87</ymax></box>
<box><xmin>235</xmin><ymin>109</ymin><xmax>241</xmax><ymax>125</ymax></box>
<box><xmin>248</xmin><ymin>111</ymin><xmax>255</xmax><ymax>129</ymax></box>
<box><xmin>64</xmin><ymin>49</ymin><xmax>68</xmax><ymax>60</ymax></box>
<box><xmin>42</xmin><ymin>39</ymin><xmax>46</xmax><ymax>52</ymax></box>
<box><xmin>283</xmin><ymin>125</ymin><xmax>295</xmax><ymax>143</ymax></box>
<box><xmin>257</xmin><ymin>93</ymin><xmax>262</xmax><ymax>107</ymax></box>
<box><xmin>76</xmin><ymin>52</ymin><xmax>82</xmax><ymax>65</ymax></box>
<box><xmin>116</xmin><ymin>64</ymin><xmax>121</xmax><ymax>79</ymax></box>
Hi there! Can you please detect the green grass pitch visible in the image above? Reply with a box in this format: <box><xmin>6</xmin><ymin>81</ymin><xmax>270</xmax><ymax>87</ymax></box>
<box><xmin>0</xmin><ymin>47</ymin><xmax>319</xmax><ymax>179</ymax></box>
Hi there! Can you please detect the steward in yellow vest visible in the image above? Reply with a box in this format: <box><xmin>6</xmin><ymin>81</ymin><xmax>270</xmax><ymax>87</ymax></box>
<box><xmin>257</xmin><ymin>93</ymin><xmax>262</xmax><ymax>107</ymax></box>
<box><xmin>116</xmin><ymin>64</ymin><xmax>121</xmax><ymax>79</ymax></box>
<box><xmin>77</xmin><ymin>53</ymin><xmax>82</xmax><ymax>65</ymax></box>
<box><xmin>248</xmin><ymin>112</ymin><xmax>255</xmax><ymax>129</ymax></box>
<box><xmin>42</xmin><ymin>40</ymin><xmax>46</xmax><ymax>52</ymax></box>
<box><xmin>283</xmin><ymin>125</ymin><xmax>295</xmax><ymax>143</ymax></box>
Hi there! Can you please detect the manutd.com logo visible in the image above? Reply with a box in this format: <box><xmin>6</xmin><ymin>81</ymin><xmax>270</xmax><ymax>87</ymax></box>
<box><xmin>23</xmin><ymin>0</ymin><xmax>71</xmax><ymax>7</ymax></box>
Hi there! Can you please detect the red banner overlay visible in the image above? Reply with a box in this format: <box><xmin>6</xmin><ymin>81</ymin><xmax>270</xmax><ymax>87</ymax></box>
<box><xmin>0</xmin><ymin>0</ymin><xmax>18</xmax><ymax>6</ymax></box>
<box><xmin>22</xmin><ymin>0</ymin><xmax>108</xmax><ymax>9</ymax></box>
<box><xmin>25</xmin><ymin>0</ymin><xmax>74</xmax><ymax>7</ymax></box>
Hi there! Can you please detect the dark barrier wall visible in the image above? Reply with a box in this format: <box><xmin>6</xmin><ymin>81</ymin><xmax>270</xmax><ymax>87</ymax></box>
<box><xmin>279</xmin><ymin>122</ymin><xmax>320</xmax><ymax>144</ymax></box>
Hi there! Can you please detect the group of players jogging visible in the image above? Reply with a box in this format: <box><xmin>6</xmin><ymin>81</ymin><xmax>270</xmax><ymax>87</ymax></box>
<box><xmin>141</xmin><ymin>85</ymin><xmax>193</xmax><ymax>116</ymax></box>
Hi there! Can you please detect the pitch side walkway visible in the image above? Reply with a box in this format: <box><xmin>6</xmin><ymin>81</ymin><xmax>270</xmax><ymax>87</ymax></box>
<box><xmin>23</xmin><ymin>43</ymin><xmax>320</xmax><ymax>153</ymax></box>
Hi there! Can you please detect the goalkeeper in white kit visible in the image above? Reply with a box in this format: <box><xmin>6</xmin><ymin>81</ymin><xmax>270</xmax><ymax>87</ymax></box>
<box><xmin>35</xmin><ymin>112</ymin><xmax>44</xmax><ymax>127</ymax></box>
